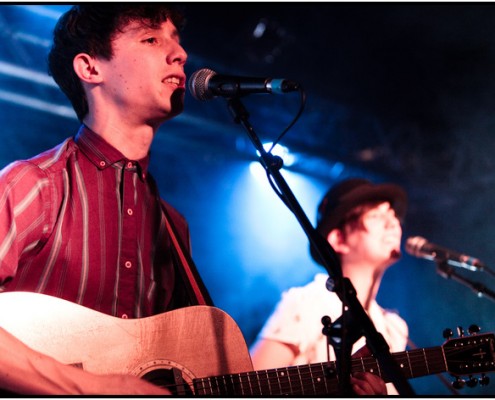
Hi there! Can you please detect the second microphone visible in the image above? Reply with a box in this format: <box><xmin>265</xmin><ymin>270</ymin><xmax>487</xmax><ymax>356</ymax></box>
<box><xmin>405</xmin><ymin>236</ymin><xmax>486</xmax><ymax>272</ymax></box>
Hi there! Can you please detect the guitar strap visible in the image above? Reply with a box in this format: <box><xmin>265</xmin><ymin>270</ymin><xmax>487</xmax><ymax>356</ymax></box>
<box><xmin>162</xmin><ymin>203</ymin><xmax>214</xmax><ymax>307</ymax></box>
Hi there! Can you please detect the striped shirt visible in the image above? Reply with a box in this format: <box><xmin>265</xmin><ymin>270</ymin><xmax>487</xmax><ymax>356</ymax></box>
<box><xmin>0</xmin><ymin>125</ymin><xmax>190</xmax><ymax>318</ymax></box>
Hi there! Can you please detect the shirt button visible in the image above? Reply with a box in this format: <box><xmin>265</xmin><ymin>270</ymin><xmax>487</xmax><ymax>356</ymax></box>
<box><xmin>124</xmin><ymin>261</ymin><xmax>132</xmax><ymax>269</ymax></box>
<box><xmin>127</xmin><ymin>208</ymin><xmax>133</xmax><ymax>216</ymax></box>
<box><xmin>121</xmin><ymin>314</ymin><xmax>128</xmax><ymax>319</ymax></box>
<box><xmin>127</xmin><ymin>162</ymin><xmax>133</xmax><ymax>169</ymax></box>
<box><xmin>99</xmin><ymin>161</ymin><xmax>106</xmax><ymax>167</ymax></box>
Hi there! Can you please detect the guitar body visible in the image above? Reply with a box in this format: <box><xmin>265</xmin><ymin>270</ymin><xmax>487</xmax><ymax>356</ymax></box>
<box><xmin>0</xmin><ymin>291</ymin><xmax>253</xmax><ymax>389</ymax></box>
<box><xmin>0</xmin><ymin>292</ymin><xmax>493</xmax><ymax>395</ymax></box>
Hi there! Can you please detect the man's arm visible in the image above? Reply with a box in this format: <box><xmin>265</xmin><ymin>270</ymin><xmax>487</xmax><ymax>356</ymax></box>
<box><xmin>0</xmin><ymin>327</ymin><xmax>170</xmax><ymax>395</ymax></box>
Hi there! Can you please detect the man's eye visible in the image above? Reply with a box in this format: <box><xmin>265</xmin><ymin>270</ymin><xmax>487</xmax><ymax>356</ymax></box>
<box><xmin>143</xmin><ymin>37</ymin><xmax>157</xmax><ymax>44</ymax></box>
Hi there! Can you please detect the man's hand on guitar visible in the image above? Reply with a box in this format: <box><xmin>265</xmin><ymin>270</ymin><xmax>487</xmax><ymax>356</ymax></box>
<box><xmin>0</xmin><ymin>327</ymin><xmax>171</xmax><ymax>395</ymax></box>
<box><xmin>90</xmin><ymin>374</ymin><xmax>171</xmax><ymax>395</ymax></box>
<box><xmin>351</xmin><ymin>372</ymin><xmax>388</xmax><ymax>396</ymax></box>
<box><xmin>349</xmin><ymin>345</ymin><xmax>387</xmax><ymax>395</ymax></box>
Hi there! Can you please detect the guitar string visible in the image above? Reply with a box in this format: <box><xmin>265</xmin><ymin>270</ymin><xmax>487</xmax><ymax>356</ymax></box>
<box><xmin>165</xmin><ymin>354</ymin><xmax>448</xmax><ymax>395</ymax></box>
<box><xmin>159</xmin><ymin>341</ymin><xmax>491</xmax><ymax>395</ymax></box>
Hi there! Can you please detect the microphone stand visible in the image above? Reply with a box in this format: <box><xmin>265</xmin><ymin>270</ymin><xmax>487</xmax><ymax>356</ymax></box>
<box><xmin>225</xmin><ymin>96</ymin><xmax>415</xmax><ymax>396</ymax></box>
<box><xmin>436</xmin><ymin>261</ymin><xmax>495</xmax><ymax>302</ymax></box>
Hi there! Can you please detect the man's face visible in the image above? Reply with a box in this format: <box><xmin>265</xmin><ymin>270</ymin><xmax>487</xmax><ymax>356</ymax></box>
<box><xmin>343</xmin><ymin>201</ymin><xmax>402</xmax><ymax>267</ymax></box>
<box><xmin>96</xmin><ymin>19</ymin><xmax>187</xmax><ymax>126</ymax></box>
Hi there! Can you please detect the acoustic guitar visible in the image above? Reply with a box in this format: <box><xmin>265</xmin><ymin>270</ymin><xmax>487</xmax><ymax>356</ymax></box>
<box><xmin>0</xmin><ymin>291</ymin><xmax>493</xmax><ymax>395</ymax></box>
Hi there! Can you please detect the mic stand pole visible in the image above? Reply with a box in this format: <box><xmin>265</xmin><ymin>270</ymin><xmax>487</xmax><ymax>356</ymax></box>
<box><xmin>479</xmin><ymin>264</ymin><xmax>495</xmax><ymax>278</ymax></box>
<box><xmin>225</xmin><ymin>96</ymin><xmax>415</xmax><ymax>396</ymax></box>
<box><xmin>437</xmin><ymin>261</ymin><xmax>495</xmax><ymax>302</ymax></box>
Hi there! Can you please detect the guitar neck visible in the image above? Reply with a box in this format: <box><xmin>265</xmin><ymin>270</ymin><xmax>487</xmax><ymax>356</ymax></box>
<box><xmin>192</xmin><ymin>346</ymin><xmax>445</xmax><ymax>396</ymax></box>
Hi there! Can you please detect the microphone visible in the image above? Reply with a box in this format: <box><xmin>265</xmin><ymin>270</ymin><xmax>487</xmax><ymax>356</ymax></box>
<box><xmin>188</xmin><ymin>68</ymin><xmax>300</xmax><ymax>101</ymax></box>
<box><xmin>405</xmin><ymin>236</ymin><xmax>486</xmax><ymax>272</ymax></box>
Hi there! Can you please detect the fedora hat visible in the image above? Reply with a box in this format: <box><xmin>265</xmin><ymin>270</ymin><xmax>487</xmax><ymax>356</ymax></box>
<box><xmin>310</xmin><ymin>178</ymin><xmax>407</xmax><ymax>265</ymax></box>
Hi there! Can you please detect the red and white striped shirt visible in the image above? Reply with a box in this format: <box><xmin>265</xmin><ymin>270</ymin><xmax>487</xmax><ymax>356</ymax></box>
<box><xmin>0</xmin><ymin>125</ymin><xmax>190</xmax><ymax>318</ymax></box>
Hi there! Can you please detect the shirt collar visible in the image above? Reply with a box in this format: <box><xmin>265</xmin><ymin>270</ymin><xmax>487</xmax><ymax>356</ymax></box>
<box><xmin>74</xmin><ymin>125</ymin><xmax>150</xmax><ymax>179</ymax></box>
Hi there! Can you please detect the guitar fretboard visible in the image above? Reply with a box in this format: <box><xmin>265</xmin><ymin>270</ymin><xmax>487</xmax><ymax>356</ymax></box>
<box><xmin>192</xmin><ymin>346</ymin><xmax>446</xmax><ymax>396</ymax></box>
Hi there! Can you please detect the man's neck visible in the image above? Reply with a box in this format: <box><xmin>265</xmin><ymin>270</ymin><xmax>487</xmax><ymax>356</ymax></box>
<box><xmin>83</xmin><ymin>116</ymin><xmax>156</xmax><ymax>160</ymax></box>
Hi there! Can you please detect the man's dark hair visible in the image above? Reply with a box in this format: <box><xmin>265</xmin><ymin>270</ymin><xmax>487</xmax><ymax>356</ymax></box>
<box><xmin>48</xmin><ymin>4</ymin><xmax>185</xmax><ymax>121</ymax></box>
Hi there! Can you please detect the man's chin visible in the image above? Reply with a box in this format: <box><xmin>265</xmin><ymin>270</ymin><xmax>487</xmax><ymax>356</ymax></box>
<box><xmin>169</xmin><ymin>89</ymin><xmax>185</xmax><ymax>116</ymax></box>
<box><xmin>390</xmin><ymin>249</ymin><xmax>402</xmax><ymax>259</ymax></box>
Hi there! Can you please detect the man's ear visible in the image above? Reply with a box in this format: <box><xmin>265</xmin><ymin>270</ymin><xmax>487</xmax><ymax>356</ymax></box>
<box><xmin>327</xmin><ymin>229</ymin><xmax>350</xmax><ymax>254</ymax></box>
<box><xmin>73</xmin><ymin>53</ymin><xmax>102</xmax><ymax>83</ymax></box>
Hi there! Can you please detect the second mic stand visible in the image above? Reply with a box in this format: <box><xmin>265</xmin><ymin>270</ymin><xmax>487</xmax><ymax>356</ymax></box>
<box><xmin>436</xmin><ymin>260</ymin><xmax>495</xmax><ymax>302</ymax></box>
<box><xmin>226</xmin><ymin>96</ymin><xmax>415</xmax><ymax>396</ymax></box>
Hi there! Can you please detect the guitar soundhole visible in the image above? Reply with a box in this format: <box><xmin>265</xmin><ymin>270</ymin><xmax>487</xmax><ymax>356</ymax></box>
<box><xmin>142</xmin><ymin>368</ymin><xmax>193</xmax><ymax>395</ymax></box>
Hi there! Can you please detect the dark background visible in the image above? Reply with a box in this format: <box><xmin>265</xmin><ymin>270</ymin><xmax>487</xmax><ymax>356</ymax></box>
<box><xmin>1</xmin><ymin>3</ymin><xmax>495</xmax><ymax>395</ymax></box>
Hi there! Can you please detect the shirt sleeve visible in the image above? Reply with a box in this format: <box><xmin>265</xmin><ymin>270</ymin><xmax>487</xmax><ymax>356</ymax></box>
<box><xmin>0</xmin><ymin>160</ymin><xmax>53</xmax><ymax>285</ymax></box>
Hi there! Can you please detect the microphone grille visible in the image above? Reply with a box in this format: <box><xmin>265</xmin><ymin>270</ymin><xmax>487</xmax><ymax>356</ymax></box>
<box><xmin>188</xmin><ymin>68</ymin><xmax>216</xmax><ymax>101</ymax></box>
<box><xmin>405</xmin><ymin>236</ymin><xmax>427</xmax><ymax>257</ymax></box>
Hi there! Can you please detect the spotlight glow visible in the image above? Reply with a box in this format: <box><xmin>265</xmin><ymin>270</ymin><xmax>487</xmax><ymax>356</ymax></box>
<box><xmin>257</xmin><ymin>142</ymin><xmax>296</xmax><ymax>167</ymax></box>
<box><xmin>253</xmin><ymin>20</ymin><xmax>266</xmax><ymax>38</ymax></box>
